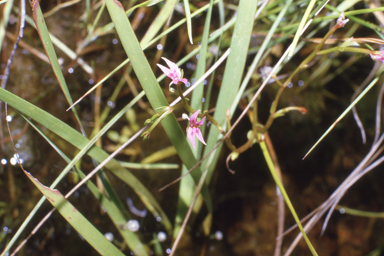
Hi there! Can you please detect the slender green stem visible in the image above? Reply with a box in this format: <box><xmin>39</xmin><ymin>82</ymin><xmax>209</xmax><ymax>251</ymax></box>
<box><xmin>259</xmin><ymin>136</ymin><xmax>318</xmax><ymax>256</ymax></box>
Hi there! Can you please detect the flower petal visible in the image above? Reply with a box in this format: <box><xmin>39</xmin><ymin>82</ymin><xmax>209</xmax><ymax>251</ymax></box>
<box><xmin>179</xmin><ymin>78</ymin><xmax>188</xmax><ymax>84</ymax></box>
<box><xmin>370</xmin><ymin>51</ymin><xmax>384</xmax><ymax>64</ymax></box>
<box><xmin>190</xmin><ymin>110</ymin><xmax>200</xmax><ymax>125</ymax></box>
<box><xmin>162</xmin><ymin>57</ymin><xmax>179</xmax><ymax>73</ymax></box>
<box><xmin>187</xmin><ymin>127</ymin><xmax>196</xmax><ymax>150</ymax></box>
<box><xmin>195</xmin><ymin>128</ymin><xmax>206</xmax><ymax>146</ymax></box>
<box><xmin>157</xmin><ymin>64</ymin><xmax>172</xmax><ymax>77</ymax></box>
<box><xmin>196</xmin><ymin>116</ymin><xmax>206</xmax><ymax>126</ymax></box>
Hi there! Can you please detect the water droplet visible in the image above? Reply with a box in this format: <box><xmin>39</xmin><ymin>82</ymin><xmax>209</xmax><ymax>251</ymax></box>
<box><xmin>57</xmin><ymin>58</ymin><xmax>64</xmax><ymax>65</ymax></box>
<box><xmin>157</xmin><ymin>231</ymin><xmax>167</xmax><ymax>242</ymax></box>
<box><xmin>15</xmin><ymin>144</ymin><xmax>20</xmax><ymax>148</ymax></box>
<box><xmin>339</xmin><ymin>208</ymin><xmax>345</xmax><ymax>214</ymax></box>
<box><xmin>107</xmin><ymin>101</ymin><xmax>115</xmax><ymax>108</ymax></box>
<box><xmin>18</xmin><ymin>139</ymin><xmax>23</xmax><ymax>144</ymax></box>
<box><xmin>215</xmin><ymin>231</ymin><xmax>223</xmax><ymax>240</ymax></box>
<box><xmin>166</xmin><ymin>248</ymin><xmax>171</xmax><ymax>254</ymax></box>
<box><xmin>156</xmin><ymin>216</ymin><xmax>162</xmax><ymax>222</ymax></box>
<box><xmin>112</xmin><ymin>39</ymin><xmax>118</xmax><ymax>45</ymax></box>
<box><xmin>298</xmin><ymin>80</ymin><xmax>304</xmax><ymax>86</ymax></box>
<box><xmin>287</xmin><ymin>82</ymin><xmax>293</xmax><ymax>88</ymax></box>
<box><xmin>3</xmin><ymin>226</ymin><xmax>8</xmax><ymax>233</ymax></box>
<box><xmin>196</xmin><ymin>54</ymin><xmax>199</xmax><ymax>60</ymax></box>
<box><xmin>104</xmin><ymin>232</ymin><xmax>114</xmax><ymax>241</ymax></box>
<box><xmin>157</xmin><ymin>44</ymin><xmax>163</xmax><ymax>50</ymax></box>
<box><xmin>217</xmin><ymin>75</ymin><xmax>223</xmax><ymax>81</ymax></box>
<box><xmin>186</xmin><ymin>62</ymin><xmax>195</xmax><ymax>70</ymax></box>
<box><xmin>10</xmin><ymin>158</ymin><xmax>17</xmax><ymax>165</ymax></box>
<box><xmin>1</xmin><ymin>159</ymin><xmax>7</xmax><ymax>165</ymax></box>
<box><xmin>203</xmin><ymin>80</ymin><xmax>207</xmax><ymax>85</ymax></box>
<box><xmin>185</xmin><ymin>82</ymin><xmax>191</xmax><ymax>88</ymax></box>
<box><xmin>127</xmin><ymin>220</ymin><xmax>140</xmax><ymax>232</ymax></box>
<box><xmin>202</xmin><ymin>97</ymin><xmax>205</xmax><ymax>103</ymax></box>
<box><xmin>191</xmin><ymin>78</ymin><xmax>196</xmax><ymax>84</ymax></box>
<box><xmin>68</xmin><ymin>68</ymin><xmax>74</xmax><ymax>74</ymax></box>
<box><xmin>88</xmin><ymin>79</ymin><xmax>94</xmax><ymax>85</ymax></box>
<box><xmin>7</xmin><ymin>228</ymin><xmax>12</xmax><ymax>234</ymax></box>
<box><xmin>6</xmin><ymin>115</ymin><xmax>12</xmax><ymax>122</ymax></box>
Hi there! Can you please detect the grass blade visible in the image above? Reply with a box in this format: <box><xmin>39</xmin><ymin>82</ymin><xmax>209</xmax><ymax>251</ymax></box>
<box><xmin>0</xmin><ymin>87</ymin><xmax>172</xmax><ymax>231</ymax></box>
<box><xmin>104</xmin><ymin>0</ymin><xmax>213</xmax><ymax>212</ymax></box>
<box><xmin>24</xmin><ymin>171</ymin><xmax>125</xmax><ymax>256</ymax></box>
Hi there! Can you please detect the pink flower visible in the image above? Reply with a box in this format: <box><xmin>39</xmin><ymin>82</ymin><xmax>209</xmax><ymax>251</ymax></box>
<box><xmin>157</xmin><ymin>57</ymin><xmax>188</xmax><ymax>85</ymax></box>
<box><xmin>186</xmin><ymin>110</ymin><xmax>206</xmax><ymax>150</ymax></box>
<box><xmin>370</xmin><ymin>51</ymin><xmax>384</xmax><ymax>64</ymax></box>
<box><xmin>335</xmin><ymin>13</ymin><xmax>349</xmax><ymax>29</ymax></box>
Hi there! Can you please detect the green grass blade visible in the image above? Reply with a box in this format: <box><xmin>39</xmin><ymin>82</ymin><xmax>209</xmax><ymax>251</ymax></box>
<box><xmin>104</xmin><ymin>0</ymin><xmax>213</xmax><ymax>212</ymax></box>
<box><xmin>288</xmin><ymin>0</ymin><xmax>316</xmax><ymax>58</ymax></box>
<box><xmin>19</xmin><ymin>115</ymin><xmax>149</xmax><ymax>255</ymax></box>
<box><xmin>31</xmin><ymin>1</ymin><xmax>85</xmax><ymax>133</ymax></box>
<box><xmin>0</xmin><ymin>87</ymin><xmax>172</xmax><ymax>232</ymax></box>
<box><xmin>183</xmin><ymin>0</ymin><xmax>193</xmax><ymax>44</ymax></box>
<box><xmin>303</xmin><ymin>74</ymin><xmax>382</xmax><ymax>159</ymax></box>
<box><xmin>25</xmin><ymin>171</ymin><xmax>125</xmax><ymax>256</ymax></box>
<box><xmin>259</xmin><ymin>139</ymin><xmax>318</xmax><ymax>256</ymax></box>
<box><xmin>174</xmin><ymin>0</ymin><xmax>214</xmax><ymax>238</ymax></box>
<box><xmin>140</xmin><ymin>0</ymin><xmax>178</xmax><ymax>46</ymax></box>
<box><xmin>230</xmin><ymin>0</ymin><xmax>293</xmax><ymax>115</ymax></box>
<box><xmin>0</xmin><ymin>0</ymin><xmax>13</xmax><ymax>55</ymax></box>
<box><xmin>202</xmin><ymin>0</ymin><xmax>258</xmax><ymax>180</ymax></box>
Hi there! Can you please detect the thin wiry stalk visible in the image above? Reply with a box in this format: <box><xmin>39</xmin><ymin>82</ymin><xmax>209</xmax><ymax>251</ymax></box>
<box><xmin>351</xmin><ymin>62</ymin><xmax>381</xmax><ymax>144</ymax></box>
<box><xmin>374</xmin><ymin>80</ymin><xmax>384</xmax><ymax>144</ymax></box>
<box><xmin>284</xmin><ymin>132</ymin><xmax>384</xmax><ymax>255</ymax></box>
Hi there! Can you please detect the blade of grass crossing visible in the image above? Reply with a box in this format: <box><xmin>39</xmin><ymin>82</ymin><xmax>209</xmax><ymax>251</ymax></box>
<box><xmin>0</xmin><ymin>87</ymin><xmax>172</xmax><ymax>232</ymax></box>
<box><xmin>259</xmin><ymin>139</ymin><xmax>318</xmax><ymax>256</ymax></box>
<box><xmin>183</xmin><ymin>0</ymin><xmax>193</xmax><ymax>44</ymax></box>
<box><xmin>202</xmin><ymin>0</ymin><xmax>258</xmax><ymax>181</ymax></box>
<box><xmin>104</xmin><ymin>0</ymin><xmax>213</xmax><ymax>212</ymax></box>
<box><xmin>174</xmin><ymin>0</ymin><xmax>214</xmax><ymax>238</ymax></box>
<box><xmin>19</xmin><ymin>115</ymin><xmax>149</xmax><ymax>255</ymax></box>
<box><xmin>140</xmin><ymin>0</ymin><xmax>178</xmax><ymax>46</ymax></box>
<box><xmin>0</xmin><ymin>0</ymin><xmax>13</xmax><ymax>55</ymax></box>
<box><xmin>31</xmin><ymin>1</ymin><xmax>85</xmax><ymax>133</ymax></box>
<box><xmin>25</xmin><ymin>171</ymin><xmax>125</xmax><ymax>256</ymax></box>
<box><xmin>230</xmin><ymin>0</ymin><xmax>293</xmax><ymax>115</ymax></box>
<box><xmin>288</xmin><ymin>0</ymin><xmax>316</xmax><ymax>58</ymax></box>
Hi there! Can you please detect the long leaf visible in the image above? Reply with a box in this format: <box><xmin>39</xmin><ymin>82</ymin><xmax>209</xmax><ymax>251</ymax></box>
<box><xmin>31</xmin><ymin>1</ymin><xmax>85</xmax><ymax>133</ymax></box>
<box><xmin>0</xmin><ymin>87</ymin><xmax>172</xmax><ymax>232</ymax></box>
<box><xmin>25</xmin><ymin>171</ymin><xmax>125</xmax><ymax>256</ymax></box>
<box><xmin>202</xmin><ymin>0</ymin><xmax>258</xmax><ymax>181</ymax></box>
<box><xmin>104</xmin><ymin>0</ymin><xmax>213</xmax><ymax>212</ymax></box>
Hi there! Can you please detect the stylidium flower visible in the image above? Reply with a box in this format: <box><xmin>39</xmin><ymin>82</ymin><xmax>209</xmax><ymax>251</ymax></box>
<box><xmin>157</xmin><ymin>57</ymin><xmax>188</xmax><ymax>86</ymax></box>
<box><xmin>335</xmin><ymin>12</ymin><xmax>349</xmax><ymax>29</ymax></box>
<box><xmin>370</xmin><ymin>51</ymin><xmax>384</xmax><ymax>64</ymax></box>
<box><xmin>185</xmin><ymin>110</ymin><xmax>206</xmax><ymax>150</ymax></box>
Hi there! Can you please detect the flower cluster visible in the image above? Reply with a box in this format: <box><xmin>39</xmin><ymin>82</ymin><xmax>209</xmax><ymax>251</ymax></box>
<box><xmin>157</xmin><ymin>58</ymin><xmax>206</xmax><ymax>150</ymax></box>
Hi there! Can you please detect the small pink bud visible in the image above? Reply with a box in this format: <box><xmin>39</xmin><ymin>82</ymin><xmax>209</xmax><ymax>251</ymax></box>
<box><xmin>141</xmin><ymin>132</ymin><xmax>150</xmax><ymax>140</ymax></box>
<box><xmin>335</xmin><ymin>13</ymin><xmax>349</xmax><ymax>29</ymax></box>
<box><xmin>370</xmin><ymin>51</ymin><xmax>384</xmax><ymax>64</ymax></box>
